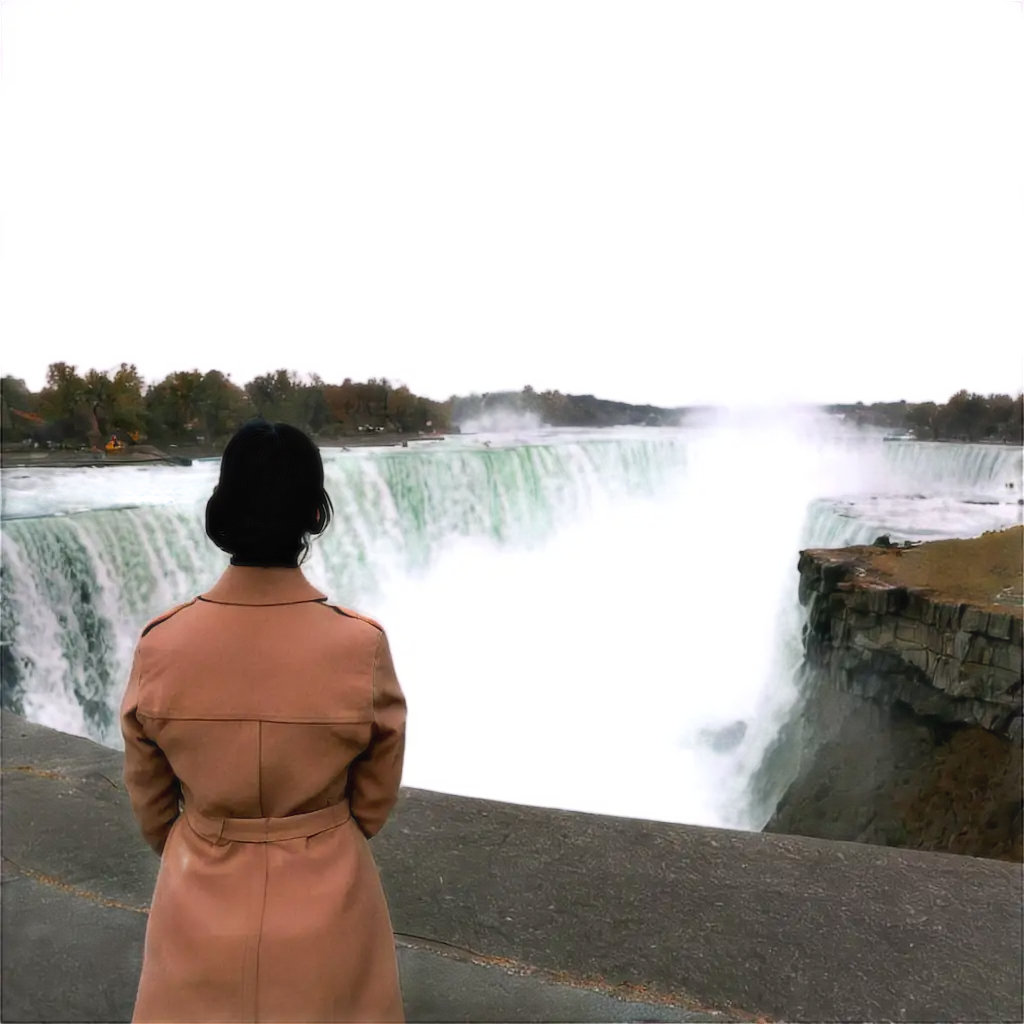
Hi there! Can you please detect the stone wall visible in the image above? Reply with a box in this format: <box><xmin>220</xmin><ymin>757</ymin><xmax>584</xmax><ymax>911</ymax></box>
<box><xmin>766</xmin><ymin>543</ymin><xmax>1023</xmax><ymax>861</ymax></box>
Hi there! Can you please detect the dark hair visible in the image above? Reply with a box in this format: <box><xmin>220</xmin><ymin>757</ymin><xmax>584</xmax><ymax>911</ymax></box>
<box><xmin>205</xmin><ymin>419</ymin><xmax>333</xmax><ymax>567</ymax></box>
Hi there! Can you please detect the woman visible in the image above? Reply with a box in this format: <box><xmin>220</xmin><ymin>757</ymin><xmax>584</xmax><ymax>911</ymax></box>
<box><xmin>120</xmin><ymin>420</ymin><xmax>406</xmax><ymax>1023</ymax></box>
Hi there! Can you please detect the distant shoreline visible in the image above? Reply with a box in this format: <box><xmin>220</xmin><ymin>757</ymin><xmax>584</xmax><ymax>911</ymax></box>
<box><xmin>165</xmin><ymin>432</ymin><xmax>451</xmax><ymax>462</ymax></box>
<box><xmin>1</xmin><ymin>431</ymin><xmax>1020</xmax><ymax>471</ymax></box>
<box><xmin>0</xmin><ymin>432</ymin><xmax>449</xmax><ymax>470</ymax></box>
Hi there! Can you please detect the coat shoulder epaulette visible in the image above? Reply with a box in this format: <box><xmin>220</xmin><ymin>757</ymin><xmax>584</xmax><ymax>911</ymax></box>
<box><xmin>141</xmin><ymin>598</ymin><xmax>198</xmax><ymax>638</ymax></box>
<box><xmin>324</xmin><ymin>603</ymin><xmax>384</xmax><ymax>633</ymax></box>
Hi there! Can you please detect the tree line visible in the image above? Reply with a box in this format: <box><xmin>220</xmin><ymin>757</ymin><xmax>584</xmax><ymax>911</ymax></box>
<box><xmin>0</xmin><ymin>371</ymin><xmax>691</xmax><ymax>449</ymax></box>
<box><xmin>827</xmin><ymin>391</ymin><xmax>1023</xmax><ymax>444</ymax></box>
<box><xmin>0</xmin><ymin>364</ymin><xmax>453</xmax><ymax>448</ymax></box>
<box><xmin>452</xmin><ymin>386</ymin><xmax>682</xmax><ymax>428</ymax></box>
<box><xmin>3</xmin><ymin>367</ymin><xmax>1019</xmax><ymax>449</ymax></box>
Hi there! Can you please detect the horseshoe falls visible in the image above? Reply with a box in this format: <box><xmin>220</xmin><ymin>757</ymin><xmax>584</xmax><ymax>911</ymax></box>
<box><xmin>1</xmin><ymin>436</ymin><xmax>689</xmax><ymax>741</ymax></box>
<box><xmin>2</xmin><ymin>420</ymin><xmax>1021</xmax><ymax>832</ymax></box>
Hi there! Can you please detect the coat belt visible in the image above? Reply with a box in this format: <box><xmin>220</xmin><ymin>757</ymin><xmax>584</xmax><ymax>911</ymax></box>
<box><xmin>185</xmin><ymin>800</ymin><xmax>351</xmax><ymax>843</ymax></box>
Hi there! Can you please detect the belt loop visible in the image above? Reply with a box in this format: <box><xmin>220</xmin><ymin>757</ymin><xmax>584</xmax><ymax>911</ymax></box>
<box><xmin>188</xmin><ymin>801</ymin><xmax>350</xmax><ymax>843</ymax></box>
<box><xmin>184</xmin><ymin>805</ymin><xmax>228</xmax><ymax>845</ymax></box>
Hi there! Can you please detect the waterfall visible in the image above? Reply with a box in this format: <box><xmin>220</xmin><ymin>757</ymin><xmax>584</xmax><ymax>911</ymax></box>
<box><xmin>2</xmin><ymin>426</ymin><xmax>1020</xmax><ymax>828</ymax></box>
<box><xmin>1</xmin><ymin>437</ymin><xmax>688</xmax><ymax>746</ymax></box>
<box><xmin>877</xmin><ymin>440</ymin><xmax>1022</xmax><ymax>497</ymax></box>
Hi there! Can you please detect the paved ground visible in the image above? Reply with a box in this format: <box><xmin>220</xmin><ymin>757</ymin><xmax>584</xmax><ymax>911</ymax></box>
<box><xmin>2</xmin><ymin>860</ymin><xmax>727</xmax><ymax>1023</ymax></box>
<box><xmin>3</xmin><ymin>711</ymin><xmax>1023</xmax><ymax>1022</ymax></box>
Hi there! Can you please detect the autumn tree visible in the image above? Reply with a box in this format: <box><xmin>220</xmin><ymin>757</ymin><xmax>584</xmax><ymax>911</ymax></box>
<box><xmin>145</xmin><ymin>370</ymin><xmax>205</xmax><ymax>440</ymax></box>
<box><xmin>38</xmin><ymin>363</ymin><xmax>86</xmax><ymax>423</ymax></box>
<box><xmin>35</xmin><ymin>363</ymin><xmax>97</xmax><ymax>442</ymax></box>
<box><xmin>83</xmin><ymin>369</ymin><xmax>114</xmax><ymax>443</ymax></box>
<box><xmin>323</xmin><ymin>380</ymin><xmax>359</xmax><ymax>430</ymax></box>
<box><xmin>299</xmin><ymin>373</ymin><xmax>331</xmax><ymax>433</ymax></box>
<box><xmin>109</xmin><ymin>363</ymin><xmax>147</xmax><ymax>434</ymax></box>
<box><xmin>244</xmin><ymin>370</ymin><xmax>299</xmax><ymax>424</ymax></box>
<box><xmin>0</xmin><ymin>376</ymin><xmax>38</xmax><ymax>441</ymax></box>
<box><xmin>193</xmin><ymin>370</ymin><xmax>249</xmax><ymax>441</ymax></box>
<box><xmin>906</xmin><ymin>401</ymin><xmax>938</xmax><ymax>441</ymax></box>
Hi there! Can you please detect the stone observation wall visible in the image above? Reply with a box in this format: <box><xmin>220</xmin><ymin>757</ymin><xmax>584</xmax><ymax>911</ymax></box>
<box><xmin>3</xmin><ymin>712</ymin><xmax>1022</xmax><ymax>1023</ymax></box>
<box><xmin>767</xmin><ymin>527</ymin><xmax>1023</xmax><ymax>861</ymax></box>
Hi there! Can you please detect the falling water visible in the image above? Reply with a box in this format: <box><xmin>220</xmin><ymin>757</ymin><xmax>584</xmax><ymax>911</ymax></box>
<box><xmin>2</xmin><ymin>420</ymin><xmax>1020</xmax><ymax>829</ymax></box>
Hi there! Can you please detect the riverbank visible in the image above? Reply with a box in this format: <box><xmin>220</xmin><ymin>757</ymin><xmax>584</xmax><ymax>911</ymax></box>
<box><xmin>0</xmin><ymin>444</ymin><xmax>194</xmax><ymax>470</ymax></box>
<box><xmin>0</xmin><ymin>433</ymin><xmax>452</xmax><ymax>469</ymax></box>
<box><xmin>766</xmin><ymin>525</ymin><xmax>1023</xmax><ymax>860</ymax></box>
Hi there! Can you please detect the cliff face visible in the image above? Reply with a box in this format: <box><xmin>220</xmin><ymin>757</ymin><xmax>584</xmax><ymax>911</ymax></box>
<box><xmin>766</xmin><ymin>527</ymin><xmax>1023</xmax><ymax>862</ymax></box>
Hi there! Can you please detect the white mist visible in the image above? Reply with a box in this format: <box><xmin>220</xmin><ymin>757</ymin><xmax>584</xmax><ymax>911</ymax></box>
<box><xmin>371</xmin><ymin>409</ymin><xmax>859</xmax><ymax>829</ymax></box>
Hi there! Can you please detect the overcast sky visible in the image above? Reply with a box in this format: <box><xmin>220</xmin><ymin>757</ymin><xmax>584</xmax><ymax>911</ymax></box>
<box><xmin>1</xmin><ymin>1</ymin><xmax>1021</xmax><ymax>407</ymax></box>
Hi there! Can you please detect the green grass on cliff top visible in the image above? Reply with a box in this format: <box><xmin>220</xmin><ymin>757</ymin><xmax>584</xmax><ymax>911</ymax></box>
<box><xmin>862</xmin><ymin>526</ymin><xmax>1023</xmax><ymax>612</ymax></box>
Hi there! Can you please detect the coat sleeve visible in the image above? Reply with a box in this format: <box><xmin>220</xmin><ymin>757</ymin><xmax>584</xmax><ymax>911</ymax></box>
<box><xmin>349</xmin><ymin>630</ymin><xmax>407</xmax><ymax>838</ymax></box>
<box><xmin>120</xmin><ymin>644</ymin><xmax>180</xmax><ymax>855</ymax></box>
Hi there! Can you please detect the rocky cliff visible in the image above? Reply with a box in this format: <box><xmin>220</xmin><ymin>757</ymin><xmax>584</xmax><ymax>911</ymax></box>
<box><xmin>766</xmin><ymin>526</ymin><xmax>1023</xmax><ymax>861</ymax></box>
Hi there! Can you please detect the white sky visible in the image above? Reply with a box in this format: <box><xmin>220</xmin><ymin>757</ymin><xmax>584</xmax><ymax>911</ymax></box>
<box><xmin>1</xmin><ymin>1</ymin><xmax>1021</xmax><ymax>407</ymax></box>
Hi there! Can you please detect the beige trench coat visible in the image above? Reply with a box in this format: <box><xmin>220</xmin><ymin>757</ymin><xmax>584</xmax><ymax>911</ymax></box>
<box><xmin>120</xmin><ymin>566</ymin><xmax>407</xmax><ymax>1023</ymax></box>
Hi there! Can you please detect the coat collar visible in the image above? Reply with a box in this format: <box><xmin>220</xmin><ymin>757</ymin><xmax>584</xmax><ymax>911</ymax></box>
<box><xmin>200</xmin><ymin>565</ymin><xmax>328</xmax><ymax>606</ymax></box>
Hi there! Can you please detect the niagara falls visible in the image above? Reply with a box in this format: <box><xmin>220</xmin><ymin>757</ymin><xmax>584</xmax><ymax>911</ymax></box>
<box><xmin>4</xmin><ymin>416</ymin><xmax>1020</xmax><ymax>833</ymax></box>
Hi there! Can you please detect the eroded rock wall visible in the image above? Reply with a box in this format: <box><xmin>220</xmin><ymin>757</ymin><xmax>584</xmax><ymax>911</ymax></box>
<box><xmin>766</xmin><ymin>547</ymin><xmax>1023</xmax><ymax>861</ymax></box>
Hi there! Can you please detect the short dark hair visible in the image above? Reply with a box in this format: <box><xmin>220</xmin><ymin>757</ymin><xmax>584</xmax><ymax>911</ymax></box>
<box><xmin>205</xmin><ymin>419</ymin><xmax>333</xmax><ymax>566</ymax></box>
